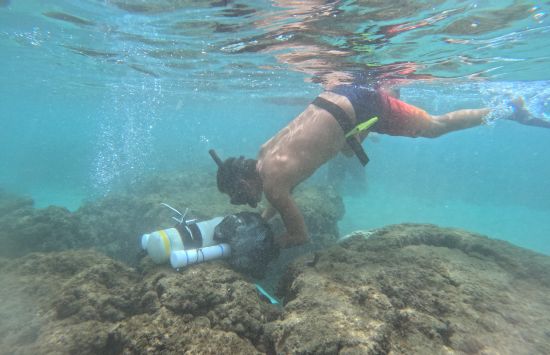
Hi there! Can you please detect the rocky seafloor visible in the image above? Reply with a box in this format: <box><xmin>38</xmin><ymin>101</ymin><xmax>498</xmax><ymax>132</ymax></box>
<box><xmin>1</xmin><ymin>172</ymin><xmax>550</xmax><ymax>354</ymax></box>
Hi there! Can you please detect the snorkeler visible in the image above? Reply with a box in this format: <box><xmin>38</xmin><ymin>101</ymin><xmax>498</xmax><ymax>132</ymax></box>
<box><xmin>209</xmin><ymin>84</ymin><xmax>549</xmax><ymax>248</ymax></box>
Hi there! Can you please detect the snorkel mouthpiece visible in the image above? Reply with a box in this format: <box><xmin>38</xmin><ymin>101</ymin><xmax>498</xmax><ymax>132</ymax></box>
<box><xmin>209</xmin><ymin>149</ymin><xmax>224</xmax><ymax>168</ymax></box>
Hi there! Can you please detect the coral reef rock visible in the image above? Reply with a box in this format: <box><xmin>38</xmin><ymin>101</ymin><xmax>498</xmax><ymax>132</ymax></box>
<box><xmin>0</xmin><ymin>250</ymin><xmax>279</xmax><ymax>355</ymax></box>
<box><xmin>2</xmin><ymin>223</ymin><xmax>549</xmax><ymax>354</ymax></box>
<box><xmin>267</xmin><ymin>223</ymin><xmax>550</xmax><ymax>354</ymax></box>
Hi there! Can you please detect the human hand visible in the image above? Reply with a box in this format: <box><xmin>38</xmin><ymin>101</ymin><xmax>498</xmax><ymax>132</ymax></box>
<box><xmin>276</xmin><ymin>233</ymin><xmax>310</xmax><ymax>249</ymax></box>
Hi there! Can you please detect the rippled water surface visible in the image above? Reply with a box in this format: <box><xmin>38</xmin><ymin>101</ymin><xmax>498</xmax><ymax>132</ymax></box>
<box><xmin>3</xmin><ymin>1</ymin><xmax>550</xmax><ymax>88</ymax></box>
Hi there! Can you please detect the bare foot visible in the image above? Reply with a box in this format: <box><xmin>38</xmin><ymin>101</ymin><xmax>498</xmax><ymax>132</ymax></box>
<box><xmin>508</xmin><ymin>97</ymin><xmax>530</xmax><ymax>123</ymax></box>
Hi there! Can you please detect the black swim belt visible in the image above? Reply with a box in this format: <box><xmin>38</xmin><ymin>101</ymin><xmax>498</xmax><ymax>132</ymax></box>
<box><xmin>311</xmin><ymin>96</ymin><xmax>369</xmax><ymax>166</ymax></box>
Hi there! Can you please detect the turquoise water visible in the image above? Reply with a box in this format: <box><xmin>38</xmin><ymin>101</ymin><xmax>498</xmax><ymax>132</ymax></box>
<box><xmin>1</xmin><ymin>1</ymin><xmax>549</xmax><ymax>253</ymax></box>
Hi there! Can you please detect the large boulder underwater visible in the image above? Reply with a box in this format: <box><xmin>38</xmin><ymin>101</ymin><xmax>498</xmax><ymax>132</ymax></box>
<box><xmin>1</xmin><ymin>173</ymin><xmax>550</xmax><ymax>354</ymax></box>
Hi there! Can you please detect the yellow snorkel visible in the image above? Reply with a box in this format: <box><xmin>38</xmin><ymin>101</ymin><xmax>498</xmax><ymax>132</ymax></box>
<box><xmin>311</xmin><ymin>96</ymin><xmax>377</xmax><ymax>166</ymax></box>
<box><xmin>345</xmin><ymin>116</ymin><xmax>379</xmax><ymax>139</ymax></box>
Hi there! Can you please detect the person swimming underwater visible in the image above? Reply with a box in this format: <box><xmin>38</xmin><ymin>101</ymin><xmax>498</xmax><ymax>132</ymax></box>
<box><xmin>209</xmin><ymin>81</ymin><xmax>549</xmax><ymax>248</ymax></box>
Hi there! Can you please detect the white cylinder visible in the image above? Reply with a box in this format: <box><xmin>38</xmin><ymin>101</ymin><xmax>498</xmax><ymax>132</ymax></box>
<box><xmin>141</xmin><ymin>216</ymin><xmax>224</xmax><ymax>264</ymax></box>
<box><xmin>141</xmin><ymin>233</ymin><xmax>150</xmax><ymax>250</ymax></box>
<box><xmin>143</xmin><ymin>228</ymin><xmax>185</xmax><ymax>264</ymax></box>
<box><xmin>196</xmin><ymin>216</ymin><xmax>224</xmax><ymax>246</ymax></box>
<box><xmin>170</xmin><ymin>243</ymin><xmax>231</xmax><ymax>269</ymax></box>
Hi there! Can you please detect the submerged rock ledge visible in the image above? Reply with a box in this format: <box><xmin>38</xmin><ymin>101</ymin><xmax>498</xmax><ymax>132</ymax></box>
<box><xmin>1</xmin><ymin>223</ymin><xmax>549</xmax><ymax>354</ymax></box>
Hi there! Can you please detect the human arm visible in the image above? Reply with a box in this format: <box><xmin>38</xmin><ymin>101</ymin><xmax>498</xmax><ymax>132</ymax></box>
<box><xmin>264</xmin><ymin>185</ymin><xmax>309</xmax><ymax>248</ymax></box>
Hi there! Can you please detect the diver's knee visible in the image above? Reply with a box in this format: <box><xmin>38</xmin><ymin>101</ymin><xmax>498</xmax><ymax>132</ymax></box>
<box><xmin>420</xmin><ymin>128</ymin><xmax>443</xmax><ymax>138</ymax></box>
<box><xmin>420</xmin><ymin>120</ymin><xmax>446</xmax><ymax>138</ymax></box>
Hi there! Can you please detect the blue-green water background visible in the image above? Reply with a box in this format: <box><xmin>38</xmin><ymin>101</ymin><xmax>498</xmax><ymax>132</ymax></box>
<box><xmin>1</xmin><ymin>1</ymin><xmax>549</xmax><ymax>254</ymax></box>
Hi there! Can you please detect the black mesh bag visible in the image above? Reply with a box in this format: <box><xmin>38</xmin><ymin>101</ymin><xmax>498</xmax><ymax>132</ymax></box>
<box><xmin>213</xmin><ymin>212</ymin><xmax>279</xmax><ymax>278</ymax></box>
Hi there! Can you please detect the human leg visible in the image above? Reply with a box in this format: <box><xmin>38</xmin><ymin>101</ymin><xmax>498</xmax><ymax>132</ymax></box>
<box><xmin>420</xmin><ymin>108</ymin><xmax>491</xmax><ymax>138</ymax></box>
<box><xmin>507</xmin><ymin>97</ymin><xmax>550</xmax><ymax>129</ymax></box>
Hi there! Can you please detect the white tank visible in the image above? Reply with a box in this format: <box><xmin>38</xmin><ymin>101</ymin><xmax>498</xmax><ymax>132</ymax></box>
<box><xmin>141</xmin><ymin>216</ymin><xmax>224</xmax><ymax>264</ymax></box>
